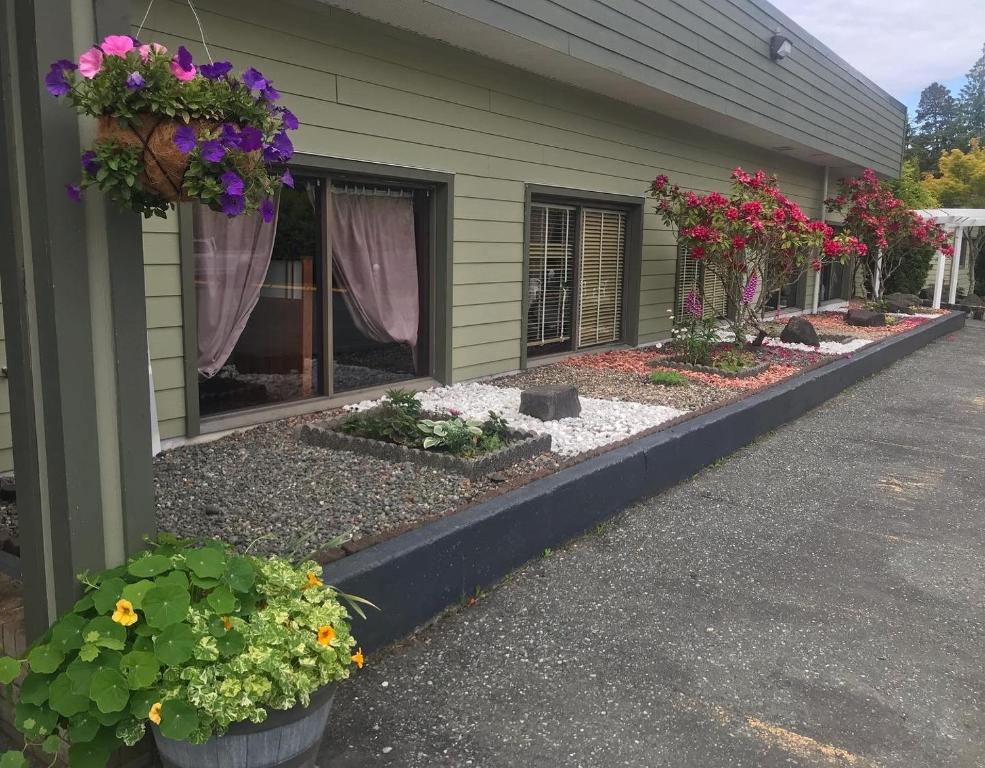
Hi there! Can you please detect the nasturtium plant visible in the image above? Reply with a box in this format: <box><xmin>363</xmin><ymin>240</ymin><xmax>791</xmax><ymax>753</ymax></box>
<box><xmin>0</xmin><ymin>536</ymin><xmax>368</xmax><ymax>767</ymax></box>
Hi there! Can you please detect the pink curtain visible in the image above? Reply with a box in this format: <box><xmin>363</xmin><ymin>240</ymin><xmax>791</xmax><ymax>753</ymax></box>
<box><xmin>195</xmin><ymin>203</ymin><xmax>278</xmax><ymax>377</ymax></box>
<box><xmin>331</xmin><ymin>193</ymin><xmax>419</xmax><ymax>355</ymax></box>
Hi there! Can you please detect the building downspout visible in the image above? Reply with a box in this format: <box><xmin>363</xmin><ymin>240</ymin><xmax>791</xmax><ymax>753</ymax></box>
<box><xmin>811</xmin><ymin>166</ymin><xmax>828</xmax><ymax>314</ymax></box>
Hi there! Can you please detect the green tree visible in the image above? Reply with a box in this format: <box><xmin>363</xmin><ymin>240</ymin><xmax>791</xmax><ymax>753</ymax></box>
<box><xmin>959</xmin><ymin>44</ymin><xmax>985</xmax><ymax>143</ymax></box>
<box><xmin>911</xmin><ymin>82</ymin><xmax>963</xmax><ymax>172</ymax></box>
<box><xmin>886</xmin><ymin>159</ymin><xmax>938</xmax><ymax>209</ymax></box>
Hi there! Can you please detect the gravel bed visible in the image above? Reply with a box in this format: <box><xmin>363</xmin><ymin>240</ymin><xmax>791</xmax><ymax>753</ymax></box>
<box><xmin>760</xmin><ymin>336</ymin><xmax>872</xmax><ymax>355</ymax></box>
<box><xmin>489</xmin><ymin>365</ymin><xmax>734</xmax><ymax>411</ymax></box>
<box><xmin>351</xmin><ymin>383</ymin><xmax>687</xmax><ymax>457</ymax></box>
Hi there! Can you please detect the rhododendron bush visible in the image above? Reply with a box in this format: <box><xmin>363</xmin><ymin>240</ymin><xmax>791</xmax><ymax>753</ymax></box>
<box><xmin>649</xmin><ymin>169</ymin><xmax>864</xmax><ymax>341</ymax></box>
<box><xmin>825</xmin><ymin>169</ymin><xmax>953</xmax><ymax>298</ymax></box>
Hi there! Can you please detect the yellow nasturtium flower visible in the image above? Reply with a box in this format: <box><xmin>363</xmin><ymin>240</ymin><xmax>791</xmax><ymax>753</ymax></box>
<box><xmin>303</xmin><ymin>572</ymin><xmax>323</xmax><ymax>590</ymax></box>
<box><xmin>351</xmin><ymin>648</ymin><xmax>365</xmax><ymax>669</ymax></box>
<box><xmin>148</xmin><ymin>702</ymin><xmax>162</xmax><ymax>725</ymax></box>
<box><xmin>317</xmin><ymin>625</ymin><xmax>335</xmax><ymax>646</ymax></box>
<box><xmin>111</xmin><ymin>598</ymin><xmax>138</xmax><ymax>627</ymax></box>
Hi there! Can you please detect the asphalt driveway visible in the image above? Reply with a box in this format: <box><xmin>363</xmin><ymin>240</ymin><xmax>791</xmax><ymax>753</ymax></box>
<box><xmin>321</xmin><ymin>322</ymin><xmax>985</xmax><ymax>768</ymax></box>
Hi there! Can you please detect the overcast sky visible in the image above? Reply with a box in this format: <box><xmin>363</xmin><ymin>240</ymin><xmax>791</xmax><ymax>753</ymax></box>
<box><xmin>769</xmin><ymin>0</ymin><xmax>985</xmax><ymax>114</ymax></box>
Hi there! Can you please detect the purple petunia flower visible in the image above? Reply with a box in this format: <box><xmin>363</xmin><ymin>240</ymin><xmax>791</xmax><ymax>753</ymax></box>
<box><xmin>173</xmin><ymin>124</ymin><xmax>198</xmax><ymax>153</ymax></box>
<box><xmin>199</xmin><ymin>60</ymin><xmax>233</xmax><ymax>80</ymax></box>
<box><xmin>126</xmin><ymin>71</ymin><xmax>145</xmax><ymax>90</ymax></box>
<box><xmin>237</xmin><ymin>126</ymin><xmax>263</xmax><ymax>152</ymax></box>
<box><xmin>262</xmin><ymin>84</ymin><xmax>280</xmax><ymax>101</ymax></box>
<box><xmin>65</xmin><ymin>183</ymin><xmax>82</xmax><ymax>202</ymax></box>
<box><xmin>219</xmin><ymin>123</ymin><xmax>241</xmax><ymax>150</ymax></box>
<box><xmin>81</xmin><ymin>150</ymin><xmax>99</xmax><ymax>175</ymax></box>
<box><xmin>260</xmin><ymin>198</ymin><xmax>276</xmax><ymax>223</ymax></box>
<box><xmin>281</xmin><ymin>169</ymin><xmax>294</xmax><ymax>188</ymax></box>
<box><xmin>219</xmin><ymin>194</ymin><xmax>245</xmax><ymax>216</ymax></box>
<box><xmin>44</xmin><ymin>59</ymin><xmax>76</xmax><ymax>97</ymax></box>
<box><xmin>221</xmin><ymin>170</ymin><xmax>245</xmax><ymax>197</ymax></box>
<box><xmin>242</xmin><ymin>67</ymin><xmax>267</xmax><ymax>92</ymax></box>
<box><xmin>279</xmin><ymin>107</ymin><xmax>299</xmax><ymax>131</ymax></box>
<box><xmin>262</xmin><ymin>131</ymin><xmax>294</xmax><ymax>163</ymax></box>
<box><xmin>176</xmin><ymin>46</ymin><xmax>194</xmax><ymax>70</ymax></box>
<box><xmin>199</xmin><ymin>140</ymin><xmax>225</xmax><ymax>163</ymax></box>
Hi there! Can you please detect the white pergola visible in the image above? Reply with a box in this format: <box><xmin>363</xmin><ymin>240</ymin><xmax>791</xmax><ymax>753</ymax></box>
<box><xmin>914</xmin><ymin>208</ymin><xmax>985</xmax><ymax>308</ymax></box>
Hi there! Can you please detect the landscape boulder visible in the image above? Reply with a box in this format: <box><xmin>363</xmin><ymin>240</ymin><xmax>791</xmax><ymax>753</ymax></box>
<box><xmin>845</xmin><ymin>308</ymin><xmax>886</xmax><ymax>327</ymax></box>
<box><xmin>883</xmin><ymin>292</ymin><xmax>922</xmax><ymax>314</ymax></box>
<box><xmin>519</xmin><ymin>385</ymin><xmax>581</xmax><ymax>421</ymax></box>
<box><xmin>779</xmin><ymin>316</ymin><xmax>820</xmax><ymax>347</ymax></box>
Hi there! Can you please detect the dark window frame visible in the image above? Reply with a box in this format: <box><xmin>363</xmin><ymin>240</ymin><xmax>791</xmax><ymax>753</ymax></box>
<box><xmin>521</xmin><ymin>185</ymin><xmax>643</xmax><ymax>369</ymax></box>
<box><xmin>179</xmin><ymin>154</ymin><xmax>454</xmax><ymax>437</ymax></box>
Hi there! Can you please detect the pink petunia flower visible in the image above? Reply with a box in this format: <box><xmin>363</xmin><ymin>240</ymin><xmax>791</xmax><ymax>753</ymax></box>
<box><xmin>138</xmin><ymin>42</ymin><xmax>167</xmax><ymax>61</ymax></box>
<box><xmin>78</xmin><ymin>47</ymin><xmax>104</xmax><ymax>79</ymax></box>
<box><xmin>100</xmin><ymin>35</ymin><xmax>134</xmax><ymax>57</ymax></box>
<box><xmin>170</xmin><ymin>59</ymin><xmax>197</xmax><ymax>81</ymax></box>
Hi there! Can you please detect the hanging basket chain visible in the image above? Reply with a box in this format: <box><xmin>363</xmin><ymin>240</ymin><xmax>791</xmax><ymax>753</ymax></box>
<box><xmin>134</xmin><ymin>0</ymin><xmax>214</xmax><ymax>64</ymax></box>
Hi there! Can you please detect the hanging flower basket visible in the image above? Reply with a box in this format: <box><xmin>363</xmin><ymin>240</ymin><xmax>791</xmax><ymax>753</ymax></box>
<box><xmin>46</xmin><ymin>36</ymin><xmax>299</xmax><ymax>219</ymax></box>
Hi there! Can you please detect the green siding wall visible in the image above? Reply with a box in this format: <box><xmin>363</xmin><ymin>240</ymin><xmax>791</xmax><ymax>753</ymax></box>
<box><xmin>137</xmin><ymin>0</ymin><xmax>827</xmax><ymax>389</ymax></box>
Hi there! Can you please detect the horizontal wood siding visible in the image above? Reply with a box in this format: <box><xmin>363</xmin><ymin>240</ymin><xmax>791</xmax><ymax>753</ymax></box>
<box><xmin>139</xmin><ymin>0</ymin><xmax>826</xmax><ymax>387</ymax></box>
<box><xmin>142</xmin><ymin>215</ymin><xmax>186</xmax><ymax>440</ymax></box>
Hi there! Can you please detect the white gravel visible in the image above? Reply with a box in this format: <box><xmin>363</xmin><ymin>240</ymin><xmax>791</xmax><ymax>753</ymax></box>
<box><xmin>759</xmin><ymin>337</ymin><xmax>873</xmax><ymax>355</ymax></box>
<box><xmin>350</xmin><ymin>383</ymin><xmax>687</xmax><ymax>457</ymax></box>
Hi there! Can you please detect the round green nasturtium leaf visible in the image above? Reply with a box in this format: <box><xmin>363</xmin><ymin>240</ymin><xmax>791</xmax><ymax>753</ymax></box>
<box><xmin>225</xmin><ymin>556</ymin><xmax>256</xmax><ymax>593</ymax></box>
<box><xmin>153</xmin><ymin>623</ymin><xmax>196</xmax><ymax>666</ymax></box>
<box><xmin>207</xmin><ymin>616</ymin><xmax>228</xmax><ymax>638</ymax></box>
<box><xmin>68</xmin><ymin>739</ymin><xmax>113</xmax><ymax>768</ymax></box>
<box><xmin>18</xmin><ymin>672</ymin><xmax>50</xmax><ymax>705</ymax></box>
<box><xmin>120</xmin><ymin>650</ymin><xmax>160</xmax><ymax>690</ymax></box>
<box><xmin>68</xmin><ymin>712</ymin><xmax>102</xmax><ymax>743</ymax></box>
<box><xmin>142</xmin><ymin>584</ymin><xmax>191</xmax><ymax>629</ymax></box>
<box><xmin>0</xmin><ymin>751</ymin><xmax>28</xmax><ymax>768</ymax></box>
<box><xmin>206</xmin><ymin>585</ymin><xmax>237</xmax><ymax>615</ymax></box>
<box><xmin>65</xmin><ymin>660</ymin><xmax>97</xmax><ymax>696</ymax></box>
<box><xmin>0</xmin><ymin>656</ymin><xmax>22</xmax><ymax>684</ymax></box>
<box><xmin>158</xmin><ymin>699</ymin><xmax>200</xmax><ymax>741</ymax></box>
<box><xmin>190</xmin><ymin>574</ymin><xmax>221</xmax><ymax>590</ymax></box>
<box><xmin>129</xmin><ymin>688</ymin><xmax>159</xmax><ymax>720</ymax></box>
<box><xmin>88</xmin><ymin>668</ymin><xmax>130</xmax><ymax>714</ymax></box>
<box><xmin>41</xmin><ymin>734</ymin><xmax>62</xmax><ymax>755</ymax></box>
<box><xmin>184</xmin><ymin>548</ymin><xmax>226</xmax><ymax>579</ymax></box>
<box><xmin>82</xmin><ymin>616</ymin><xmax>126</xmax><ymax>650</ymax></box>
<box><xmin>14</xmin><ymin>701</ymin><xmax>58</xmax><ymax>739</ymax></box>
<box><xmin>92</xmin><ymin>706</ymin><xmax>126</xmax><ymax>726</ymax></box>
<box><xmin>47</xmin><ymin>672</ymin><xmax>90</xmax><ymax>717</ymax></box>
<box><xmin>216</xmin><ymin>629</ymin><xmax>245</xmax><ymax>657</ymax></box>
<box><xmin>155</xmin><ymin>570</ymin><xmax>189</xmax><ymax>591</ymax></box>
<box><xmin>72</xmin><ymin>594</ymin><xmax>95</xmax><ymax>614</ymax></box>
<box><xmin>92</xmin><ymin>577</ymin><xmax>127</xmax><ymax>614</ymax></box>
<box><xmin>51</xmin><ymin>613</ymin><xmax>87</xmax><ymax>653</ymax></box>
<box><xmin>127</xmin><ymin>553</ymin><xmax>173</xmax><ymax>578</ymax></box>
<box><xmin>26</xmin><ymin>644</ymin><xmax>64</xmax><ymax>675</ymax></box>
<box><xmin>78</xmin><ymin>644</ymin><xmax>99</xmax><ymax>662</ymax></box>
<box><xmin>120</xmin><ymin>579</ymin><xmax>154</xmax><ymax>610</ymax></box>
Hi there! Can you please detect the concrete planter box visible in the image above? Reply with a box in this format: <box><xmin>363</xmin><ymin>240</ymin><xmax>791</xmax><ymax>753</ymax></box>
<box><xmin>301</xmin><ymin>410</ymin><xmax>552</xmax><ymax>479</ymax></box>
<box><xmin>651</xmin><ymin>357</ymin><xmax>770</xmax><ymax>379</ymax></box>
<box><xmin>153</xmin><ymin>684</ymin><xmax>336</xmax><ymax>768</ymax></box>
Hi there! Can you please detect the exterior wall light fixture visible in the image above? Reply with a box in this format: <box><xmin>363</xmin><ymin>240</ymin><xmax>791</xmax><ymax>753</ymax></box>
<box><xmin>770</xmin><ymin>34</ymin><xmax>792</xmax><ymax>61</ymax></box>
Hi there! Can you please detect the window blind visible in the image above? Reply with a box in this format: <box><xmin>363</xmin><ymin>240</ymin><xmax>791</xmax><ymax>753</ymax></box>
<box><xmin>527</xmin><ymin>204</ymin><xmax>575</xmax><ymax>348</ymax></box>
<box><xmin>676</xmin><ymin>244</ymin><xmax>728</xmax><ymax>320</ymax></box>
<box><xmin>578</xmin><ymin>208</ymin><xmax>625</xmax><ymax>347</ymax></box>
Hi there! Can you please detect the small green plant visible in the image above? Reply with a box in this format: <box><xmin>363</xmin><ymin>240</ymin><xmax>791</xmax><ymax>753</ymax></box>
<box><xmin>714</xmin><ymin>347</ymin><xmax>755</xmax><ymax>372</ymax></box>
<box><xmin>340</xmin><ymin>389</ymin><xmax>421</xmax><ymax>446</ymax></box>
<box><xmin>670</xmin><ymin>292</ymin><xmax>720</xmax><ymax>366</ymax></box>
<box><xmin>418</xmin><ymin>417</ymin><xmax>484</xmax><ymax>454</ymax></box>
<box><xmin>864</xmin><ymin>298</ymin><xmax>889</xmax><ymax>312</ymax></box>
<box><xmin>542</xmin><ymin>548</ymin><xmax>554</xmax><ymax>558</ymax></box>
<box><xmin>0</xmin><ymin>535</ymin><xmax>369</xmax><ymax>767</ymax></box>
<box><xmin>648</xmin><ymin>370</ymin><xmax>689</xmax><ymax>386</ymax></box>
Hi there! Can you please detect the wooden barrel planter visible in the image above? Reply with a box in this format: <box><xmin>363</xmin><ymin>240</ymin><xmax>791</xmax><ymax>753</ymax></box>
<box><xmin>152</xmin><ymin>683</ymin><xmax>336</xmax><ymax>768</ymax></box>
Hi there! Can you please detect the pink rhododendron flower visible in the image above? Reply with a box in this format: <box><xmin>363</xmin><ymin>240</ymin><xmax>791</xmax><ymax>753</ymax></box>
<box><xmin>78</xmin><ymin>47</ymin><xmax>104</xmax><ymax>79</ymax></box>
<box><xmin>100</xmin><ymin>35</ymin><xmax>134</xmax><ymax>57</ymax></box>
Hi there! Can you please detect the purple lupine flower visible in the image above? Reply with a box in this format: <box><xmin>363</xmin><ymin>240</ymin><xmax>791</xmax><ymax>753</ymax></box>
<box><xmin>684</xmin><ymin>290</ymin><xmax>703</xmax><ymax>318</ymax></box>
<box><xmin>281</xmin><ymin>169</ymin><xmax>294</xmax><ymax>188</ymax></box>
<box><xmin>221</xmin><ymin>170</ymin><xmax>245</xmax><ymax>197</ymax></box>
<box><xmin>262</xmin><ymin>84</ymin><xmax>280</xmax><ymax>101</ymax></box>
<box><xmin>44</xmin><ymin>59</ymin><xmax>76</xmax><ymax>96</ymax></box>
<box><xmin>219</xmin><ymin>123</ymin><xmax>241</xmax><ymax>149</ymax></box>
<box><xmin>241</xmin><ymin>67</ymin><xmax>267</xmax><ymax>91</ymax></box>
<box><xmin>199</xmin><ymin>140</ymin><xmax>225</xmax><ymax>163</ymax></box>
<box><xmin>219</xmin><ymin>194</ymin><xmax>245</xmax><ymax>216</ymax></box>
<box><xmin>279</xmin><ymin>107</ymin><xmax>299</xmax><ymax>130</ymax></box>
<box><xmin>126</xmin><ymin>71</ymin><xmax>145</xmax><ymax>90</ymax></box>
<box><xmin>173</xmin><ymin>124</ymin><xmax>198</xmax><ymax>153</ymax></box>
<box><xmin>65</xmin><ymin>183</ymin><xmax>82</xmax><ymax>202</ymax></box>
<box><xmin>260</xmin><ymin>198</ymin><xmax>276</xmax><ymax>223</ymax></box>
<box><xmin>741</xmin><ymin>272</ymin><xmax>758</xmax><ymax>305</ymax></box>
<box><xmin>81</xmin><ymin>151</ymin><xmax>99</xmax><ymax>175</ymax></box>
<box><xmin>262</xmin><ymin>131</ymin><xmax>293</xmax><ymax>163</ymax></box>
<box><xmin>199</xmin><ymin>60</ymin><xmax>233</xmax><ymax>80</ymax></box>
<box><xmin>237</xmin><ymin>126</ymin><xmax>263</xmax><ymax>152</ymax></box>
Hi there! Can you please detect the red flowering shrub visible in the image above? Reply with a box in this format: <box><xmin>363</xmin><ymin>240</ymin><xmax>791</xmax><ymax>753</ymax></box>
<box><xmin>825</xmin><ymin>169</ymin><xmax>953</xmax><ymax>298</ymax></box>
<box><xmin>650</xmin><ymin>169</ymin><xmax>864</xmax><ymax>342</ymax></box>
